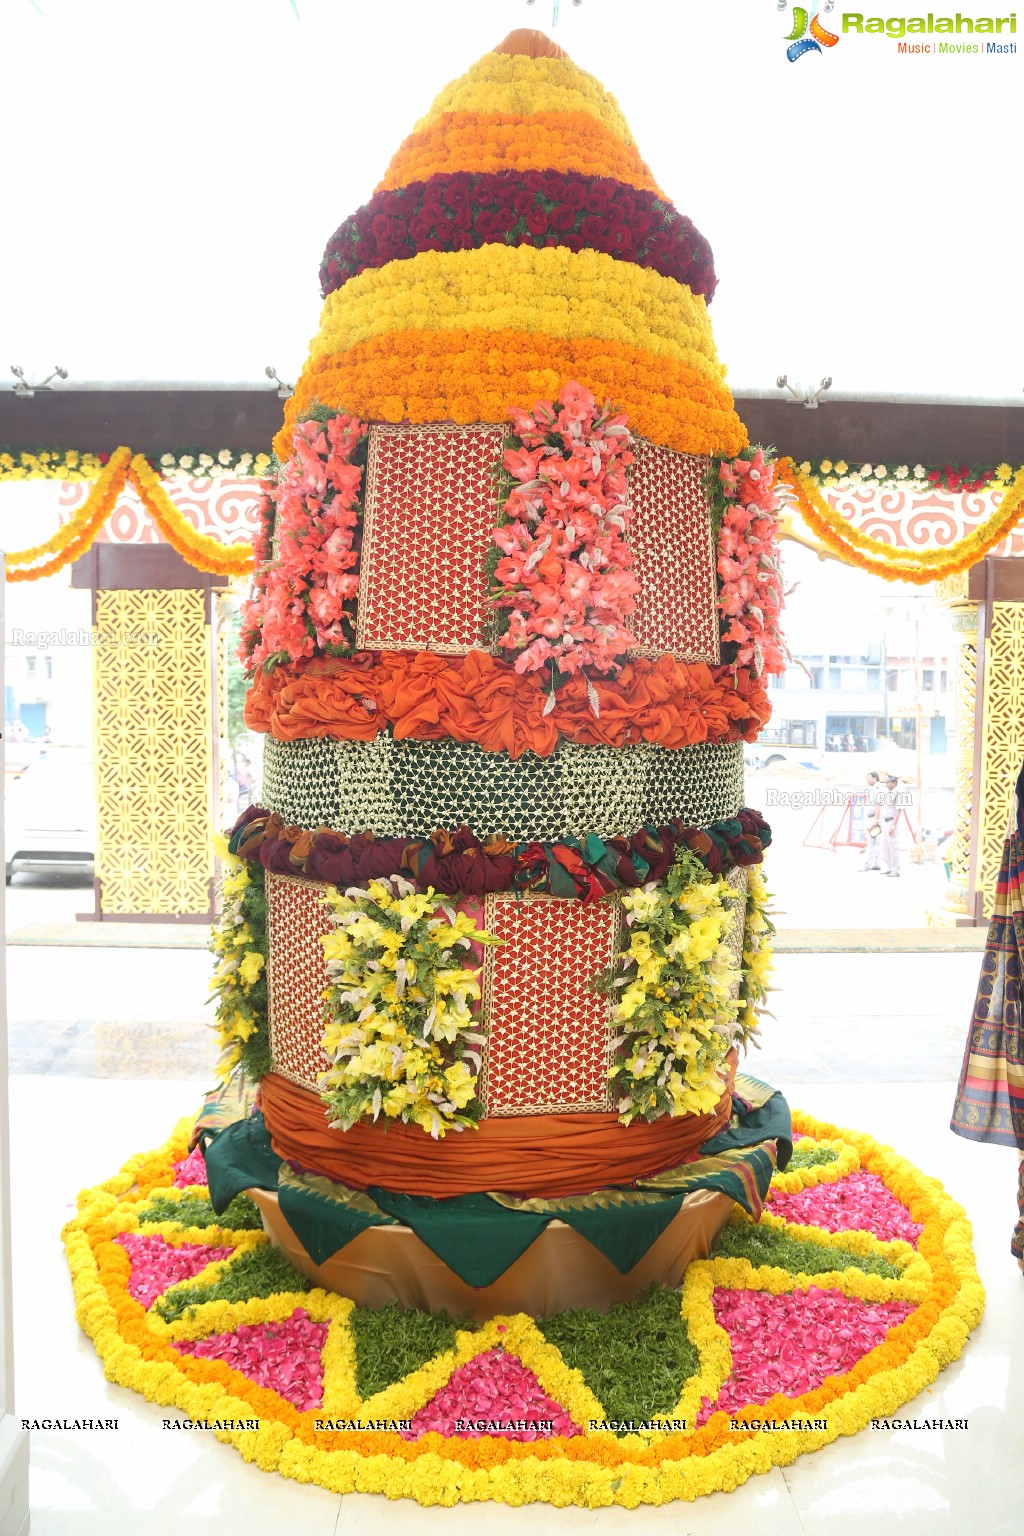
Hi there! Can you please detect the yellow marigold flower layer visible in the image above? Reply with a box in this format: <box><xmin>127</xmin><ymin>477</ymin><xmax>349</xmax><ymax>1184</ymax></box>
<box><xmin>276</xmin><ymin>331</ymin><xmax>745</xmax><ymax>460</ymax></box>
<box><xmin>410</xmin><ymin>52</ymin><xmax>637</xmax><ymax>145</ymax></box>
<box><xmin>308</xmin><ymin>245</ymin><xmax>725</xmax><ymax>390</ymax></box>
<box><xmin>376</xmin><ymin>110</ymin><xmax>663</xmax><ymax>195</ymax></box>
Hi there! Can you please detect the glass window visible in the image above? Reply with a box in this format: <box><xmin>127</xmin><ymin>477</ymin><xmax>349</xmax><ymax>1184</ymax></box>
<box><xmin>829</xmin><ymin>667</ymin><xmax>841</xmax><ymax>689</ymax></box>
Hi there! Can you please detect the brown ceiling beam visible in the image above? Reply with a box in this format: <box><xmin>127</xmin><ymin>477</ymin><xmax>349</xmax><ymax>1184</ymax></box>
<box><xmin>1</xmin><ymin>388</ymin><xmax>1023</xmax><ymax>466</ymax></box>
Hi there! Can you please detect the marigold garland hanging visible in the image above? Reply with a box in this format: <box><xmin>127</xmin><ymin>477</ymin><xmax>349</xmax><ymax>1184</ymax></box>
<box><xmin>777</xmin><ymin>457</ymin><xmax>1024</xmax><ymax>584</ymax></box>
<box><xmin>3</xmin><ymin>448</ymin><xmax>256</xmax><ymax>581</ymax></box>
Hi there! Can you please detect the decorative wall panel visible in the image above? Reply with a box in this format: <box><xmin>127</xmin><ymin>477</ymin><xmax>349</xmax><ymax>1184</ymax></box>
<box><xmin>59</xmin><ymin>477</ymin><xmax>262</xmax><ymax>544</ymax></box>
<box><xmin>93</xmin><ymin>588</ymin><xmax>213</xmax><ymax>915</ymax></box>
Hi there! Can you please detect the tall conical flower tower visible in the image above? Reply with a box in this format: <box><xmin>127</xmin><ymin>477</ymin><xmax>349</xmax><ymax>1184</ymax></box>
<box><xmin>214</xmin><ymin>31</ymin><xmax>786</xmax><ymax>1305</ymax></box>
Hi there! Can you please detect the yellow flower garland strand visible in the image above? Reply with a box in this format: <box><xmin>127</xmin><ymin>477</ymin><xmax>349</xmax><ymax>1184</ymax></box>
<box><xmin>5</xmin><ymin>448</ymin><xmax>132</xmax><ymax>575</ymax></box>
<box><xmin>3</xmin><ymin>450</ymin><xmax>255</xmax><ymax>581</ymax></box>
<box><xmin>778</xmin><ymin>457</ymin><xmax>1024</xmax><ymax>583</ymax></box>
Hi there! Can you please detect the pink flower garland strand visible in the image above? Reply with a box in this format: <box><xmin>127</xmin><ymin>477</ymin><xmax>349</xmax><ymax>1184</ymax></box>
<box><xmin>240</xmin><ymin>413</ymin><xmax>368</xmax><ymax>672</ymax></box>
<box><xmin>699</xmin><ymin>1286</ymin><xmax>914</xmax><ymax>1421</ymax></box>
<box><xmin>117</xmin><ymin>1233</ymin><xmax>232</xmax><ymax>1310</ymax></box>
<box><xmin>717</xmin><ymin>448</ymin><xmax>786</xmax><ymax>677</ymax></box>
<box><xmin>175</xmin><ymin>1308</ymin><xmax>328</xmax><ymax>1413</ymax></box>
<box><xmin>403</xmin><ymin>1347</ymin><xmax>582</xmax><ymax>1441</ymax></box>
<box><xmin>489</xmin><ymin>382</ymin><xmax>639</xmax><ymax>684</ymax></box>
<box><xmin>768</xmin><ymin>1170</ymin><xmax>925</xmax><ymax>1246</ymax></box>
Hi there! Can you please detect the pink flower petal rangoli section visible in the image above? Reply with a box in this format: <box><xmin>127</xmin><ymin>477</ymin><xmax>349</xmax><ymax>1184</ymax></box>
<box><xmin>768</xmin><ymin>1170</ymin><xmax>924</xmax><ymax>1246</ymax></box>
<box><xmin>700</xmin><ymin>1287</ymin><xmax>915</xmax><ymax>1422</ymax></box>
<box><xmin>174</xmin><ymin>1307</ymin><xmax>328</xmax><ymax>1413</ymax></box>
<box><xmin>117</xmin><ymin>1232</ymin><xmax>231</xmax><ymax>1309</ymax></box>
<box><xmin>403</xmin><ymin>1347</ymin><xmax>583</xmax><ymax>1441</ymax></box>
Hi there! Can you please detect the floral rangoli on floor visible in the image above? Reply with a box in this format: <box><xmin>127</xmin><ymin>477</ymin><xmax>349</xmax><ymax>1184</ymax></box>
<box><xmin>63</xmin><ymin>1112</ymin><xmax>983</xmax><ymax>1508</ymax></box>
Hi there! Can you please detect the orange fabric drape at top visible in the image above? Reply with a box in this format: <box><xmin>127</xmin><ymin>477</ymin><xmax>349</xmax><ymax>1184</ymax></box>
<box><xmin>259</xmin><ymin>1053</ymin><xmax>738</xmax><ymax>1200</ymax></box>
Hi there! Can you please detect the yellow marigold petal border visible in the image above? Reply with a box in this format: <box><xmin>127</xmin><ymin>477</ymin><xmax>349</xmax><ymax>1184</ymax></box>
<box><xmin>62</xmin><ymin>1109</ymin><xmax>984</xmax><ymax>1508</ymax></box>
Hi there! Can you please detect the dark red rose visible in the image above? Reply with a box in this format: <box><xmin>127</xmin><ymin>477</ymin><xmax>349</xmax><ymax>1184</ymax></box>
<box><xmin>561</xmin><ymin>232</ymin><xmax>586</xmax><ymax>252</ymax></box>
<box><xmin>370</xmin><ymin>214</ymin><xmax>390</xmax><ymax>239</ymax></box>
<box><xmin>550</xmin><ymin>204</ymin><xmax>577</xmax><ymax>233</ymax></box>
<box><xmin>389</xmin><ymin>216</ymin><xmax>407</xmax><ymax>240</ymax></box>
<box><xmin>522</xmin><ymin>170</ymin><xmax>546</xmax><ymax>193</ymax></box>
<box><xmin>526</xmin><ymin>206</ymin><xmax>550</xmax><ymax>236</ymax></box>
<box><xmin>541</xmin><ymin>172</ymin><xmax>567</xmax><ymax>200</ymax></box>
<box><xmin>446</xmin><ymin>179</ymin><xmax>471</xmax><ymax>210</ymax></box>
<box><xmin>583</xmin><ymin>186</ymin><xmax>611</xmax><ymax>214</ymax></box>
<box><xmin>493</xmin><ymin>182</ymin><xmax>517</xmax><ymax>211</ymax></box>
<box><xmin>579</xmin><ymin>215</ymin><xmax>606</xmax><ymax>242</ymax></box>
<box><xmin>408</xmin><ymin>214</ymin><xmax>430</xmax><ymax>240</ymax></box>
<box><xmin>449</xmin><ymin>230</ymin><xmax>474</xmax><ymax>251</ymax></box>
<box><xmin>382</xmin><ymin>193</ymin><xmax>405</xmax><ymax>217</ymax></box>
<box><xmin>564</xmin><ymin>178</ymin><xmax>588</xmax><ymax>210</ymax></box>
<box><xmin>474</xmin><ymin>173</ymin><xmax>500</xmax><ymax>203</ymax></box>
<box><xmin>434</xmin><ymin>216</ymin><xmax>455</xmax><ymax>241</ymax></box>
<box><xmin>629</xmin><ymin>213</ymin><xmax>655</xmax><ymax>243</ymax></box>
<box><xmin>418</xmin><ymin>238</ymin><xmax>446</xmax><ymax>252</ymax></box>
<box><xmin>513</xmin><ymin>189</ymin><xmax>534</xmax><ymax>217</ymax></box>
<box><xmin>421</xmin><ymin>199</ymin><xmax>445</xmax><ymax>223</ymax></box>
<box><xmin>326</xmin><ymin>258</ymin><xmax>340</xmax><ymax>279</ymax></box>
<box><xmin>452</xmin><ymin>204</ymin><xmax>473</xmax><ymax>232</ymax></box>
<box><xmin>353</xmin><ymin>210</ymin><xmax>373</xmax><ymax>238</ymax></box>
<box><xmin>495</xmin><ymin>208</ymin><xmax>517</xmax><ymax>233</ymax></box>
<box><xmin>542</xmin><ymin>234</ymin><xmax>559</xmax><ymax>247</ymax></box>
<box><xmin>474</xmin><ymin>208</ymin><xmax>499</xmax><ymax>237</ymax></box>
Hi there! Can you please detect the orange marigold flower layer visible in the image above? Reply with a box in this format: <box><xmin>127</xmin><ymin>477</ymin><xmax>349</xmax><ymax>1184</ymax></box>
<box><xmin>274</xmin><ymin>331</ymin><xmax>747</xmax><ymax>461</ymax></box>
<box><xmin>377</xmin><ymin>110</ymin><xmax>664</xmax><ymax>196</ymax></box>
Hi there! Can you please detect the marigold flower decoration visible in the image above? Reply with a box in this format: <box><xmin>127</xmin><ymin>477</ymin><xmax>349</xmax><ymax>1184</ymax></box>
<box><xmin>319</xmin><ymin>876</ymin><xmax>500</xmax><ymax>1139</ymax></box>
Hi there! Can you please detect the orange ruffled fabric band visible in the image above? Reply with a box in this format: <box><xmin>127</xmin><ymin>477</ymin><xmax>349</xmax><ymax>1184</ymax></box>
<box><xmin>259</xmin><ymin>1054</ymin><xmax>736</xmax><ymax>1199</ymax></box>
<box><xmin>244</xmin><ymin>650</ymin><xmax>771</xmax><ymax>757</ymax></box>
<box><xmin>273</xmin><ymin>329</ymin><xmax>746</xmax><ymax>461</ymax></box>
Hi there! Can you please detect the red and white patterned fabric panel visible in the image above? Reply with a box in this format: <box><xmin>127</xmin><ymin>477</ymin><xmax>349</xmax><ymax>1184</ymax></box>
<box><xmin>267</xmin><ymin>871</ymin><xmax>335</xmax><ymax>1091</ymax></box>
<box><xmin>628</xmin><ymin>443</ymin><xmax>719</xmax><ymax>663</ymax></box>
<box><xmin>265</xmin><ymin>872</ymin><xmax>623</xmax><ymax>1114</ymax></box>
<box><xmin>480</xmin><ymin>894</ymin><xmax>620</xmax><ymax>1116</ymax></box>
<box><xmin>355</xmin><ymin>423</ymin><xmax>504</xmax><ymax>653</ymax></box>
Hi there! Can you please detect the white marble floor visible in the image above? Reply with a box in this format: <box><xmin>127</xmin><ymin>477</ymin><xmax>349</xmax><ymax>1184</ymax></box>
<box><xmin>10</xmin><ymin>954</ymin><xmax>1023</xmax><ymax>1535</ymax></box>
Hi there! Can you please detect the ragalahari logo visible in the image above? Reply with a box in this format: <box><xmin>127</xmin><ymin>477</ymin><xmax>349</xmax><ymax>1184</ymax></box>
<box><xmin>784</xmin><ymin>6</ymin><xmax>841</xmax><ymax>58</ymax></box>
